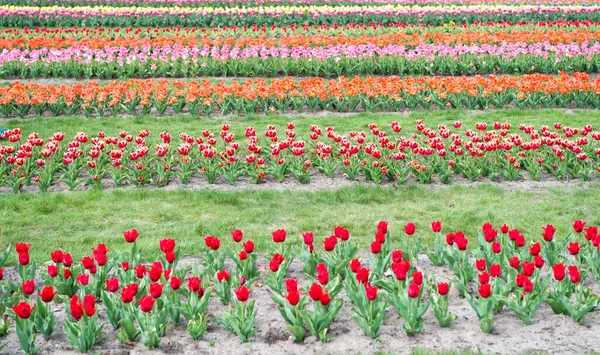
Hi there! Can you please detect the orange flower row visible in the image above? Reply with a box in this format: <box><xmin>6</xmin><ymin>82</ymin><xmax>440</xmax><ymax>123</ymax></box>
<box><xmin>3</xmin><ymin>29</ymin><xmax>600</xmax><ymax>50</ymax></box>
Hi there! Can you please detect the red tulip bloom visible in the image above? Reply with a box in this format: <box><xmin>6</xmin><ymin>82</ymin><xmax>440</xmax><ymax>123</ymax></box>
<box><xmin>334</xmin><ymin>226</ymin><xmax>350</xmax><ymax>241</ymax></box>
<box><xmin>47</xmin><ymin>265</ymin><xmax>58</xmax><ymax>278</ymax></box>
<box><xmin>81</xmin><ymin>256</ymin><xmax>95</xmax><ymax>270</ymax></box>
<box><xmin>412</xmin><ymin>271</ymin><xmax>423</xmax><ymax>286</ymax></box>
<box><xmin>302</xmin><ymin>232</ymin><xmax>314</xmax><ymax>245</ymax></box>
<box><xmin>553</xmin><ymin>263</ymin><xmax>566</xmax><ymax>281</ymax></box>
<box><xmin>375</xmin><ymin>231</ymin><xmax>386</xmax><ymax>244</ymax></box>
<box><xmin>70</xmin><ymin>296</ymin><xmax>84</xmax><ymax>321</ymax></box>
<box><xmin>308</xmin><ymin>283</ymin><xmax>323</xmax><ymax>301</ymax></box>
<box><xmin>522</xmin><ymin>261</ymin><xmax>535</xmax><ymax>277</ymax></box>
<box><xmin>568</xmin><ymin>266</ymin><xmax>580</xmax><ymax>283</ymax></box>
<box><xmin>317</xmin><ymin>264</ymin><xmax>329</xmax><ymax>285</ymax></box>
<box><xmin>121</xmin><ymin>284</ymin><xmax>138</xmax><ymax>303</ymax></box>
<box><xmin>323</xmin><ymin>235</ymin><xmax>337</xmax><ymax>252</ymax></box>
<box><xmin>508</xmin><ymin>229</ymin><xmax>521</xmax><ymax>241</ymax></box>
<box><xmin>370</xmin><ymin>241</ymin><xmax>381</xmax><ymax>254</ymax></box>
<box><xmin>522</xmin><ymin>277</ymin><xmax>533</xmax><ymax>293</ymax></box>
<box><xmin>123</xmin><ymin>229</ymin><xmax>139</xmax><ymax>243</ymax></box>
<box><xmin>509</xmin><ymin>256</ymin><xmax>520</xmax><ymax>269</ymax></box>
<box><xmin>377</xmin><ymin>221</ymin><xmax>388</xmax><ymax>235</ymax></box>
<box><xmin>216</xmin><ymin>271</ymin><xmax>230</xmax><ymax>283</ymax></box>
<box><xmin>479</xmin><ymin>272</ymin><xmax>490</xmax><ymax>285</ymax></box>
<box><xmin>170</xmin><ymin>276</ymin><xmax>181</xmax><ymax>290</ymax></box>
<box><xmin>286</xmin><ymin>291</ymin><xmax>300</xmax><ymax>306</ymax></box>
<box><xmin>13</xmin><ymin>301</ymin><xmax>35</xmax><ymax>319</ymax></box>
<box><xmin>138</xmin><ymin>295</ymin><xmax>156</xmax><ymax>312</ymax></box>
<box><xmin>148</xmin><ymin>262</ymin><xmax>162</xmax><ymax>282</ymax></box>
<box><xmin>188</xmin><ymin>277</ymin><xmax>201</xmax><ymax>292</ymax></box>
<box><xmin>584</xmin><ymin>226</ymin><xmax>598</xmax><ymax>241</ymax></box>
<box><xmin>437</xmin><ymin>282</ymin><xmax>449</xmax><ymax>296</ymax></box>
<box><xmin>239</xmin><ymin>250</ymin><xmax>247</xmax><ymax>261</ymax></box>
<box><xmin>573</xmin><ymin>220</ymin><xmax>586</xmax><ymax>233</ymax></box>
<box><xmin>106</xmin><ymin>278</ymin><xmax>119</xmax><ymax>293</ymax></box>
<box><xmin>534</xmin><ymin>255</ymin><xmax>545</xmax><ymax>269</ymax></box>
<box><xmin>365</xmin><ymin>283</ymin><xmax>378</xmax><ymax>301</ymax></box>
<box><xmin>204</xmin><ymin>236</ymin><xmax>220</xmax><ymax>251</ymax></box>
<box><xmin>286</xmin><ymin>278</ymin><xmax>298</xmax><ymax>293</ymax></box>
<box><xmin>234</xmin><ymin>286</ymin><xmax>251</xmax><ymax>302</ymax></box>
<box><xmin>490</xmin><ymin>264</ymin><xmax>501</xmax><ymax>277</ymax></box>
<box><xmin>456</xmin><ymin>236</ymin><xmax>468</xmax><ymax>251</ymax></box>
<box><xmin>231</xmin><ymin>230</ymin><xmax>243</xmax><ymax>243</ymax></box>
<box><xmin>407</xmin><ymin>282</ymin><xmax>420</xmax><ymax>298</ymax></box>
<box><xmin>350</xmin><ymin>258</ymin><xmax>360</xmax><ymax>273</ymax></box>
<box><xmin>64</xmin><ymin>269</ymin><xmax>72</xmax><ymax>279</ymax></box>
<box><xmin>356</xmin><ymin>267</ymin><xmax>369</xmax><ymax>283</ymax></box>
<box><xmin>15</xmin><ymin>243</ymin><xmax>32</xmax><ymax>254</ymax></box>
<box><xmin>77</xmin><ymin>274</ymin><xmax>89</xmax><ymax>286</ymax></box>
<box><xmin>83</xmin><ymin>295</ymin><xmax>96</xmax><ymax>317</ymax></box>
<box><xmin>392</xmin><ymin>250</ymin><xmax>403</xmax><ymax>264</ymax></box>
<box><xmin>567</xmin><ymin>242</ymin><xmax>581</xmax><ymax>255</ymax></box>
<box><xmin>134</xmin><ymin>264</ymin><xmax>147</xmax><ymax>279</ymax></box>
<box><xmin>404</xmin><ymin>223</ymin><xmax>416</xmax><ymax>235</ymax></box>
<box><xmin>320</xmin><ymin>292</ymin><xmax>331</xmax><ymax>306</ymax></box>
<box><xmin>482</xmin><ymin>222</ymin><xmax>497</xmax><ymax>242</ymax></box>
<box><xmin>491</xmin><ymin>242</ymin><xmax>501</xmax><ymax>254</ymax></box>
<box><xmin>149</xmin><ymin>283</ymin><xmax>164</xmax><ymax>299</ymax></box>
<box><xmin>515</xmin><ymin>234</ymin><xmax>525</xmax><ymax>248</ymax></box>
<box><xmin>18</xmin><ymin>252</ymin><xmax>30</xmax><ymax>266</ymax></box>
<box><xmin>445</xmin><ymin>233</ymin><xmax>455</xmax><ymax>246</ymax></box>
<box><xmin>243</xmin><ymin>240</ymin><xmax>254</xmax><ymax>254</ymax></box>
<box><xmin>0</xmin><ymin>268</ymin><xmax>3</xmax><ymax>280</ymax></box>
<box><xmin>476</xmin><ymin>259</ymin><xmax>486</xmax><ymax>272</ymax></box>
<box><xmin>392</xmin><ymin>262</ymin><xmax>408</xmax><ymax>281</ymax></box>
<box><xmin>529</xmin><ymin>242</ymin><xmax>541</xmax><ymax>256</ymax></box>
<box><xmin>165</xmin><ymin>251</ymin><xmax>176</xmax><ymax>264</ymax></box>
<box><xmin>542</xmin><ymin>224</ymin><xmax>556</xmax><ymax>242</ymax></box>
<box><xmin>271</xmin><ymin>229</ymin><xmax>286</xmax><ymax>243</ymax></box>
<box><xmin>121</xmin><ymin>261</ymin><xmax>130</xmax><ymax>271</ymax></box>
<box><xmin>478</xmin><ymin>283</ymin><xmax>491</xmax><ymax>298</ymax></box>
<box><xmin>50</xmin><ymin>250</ymin><xmax>64</xmax><ymax>264</ymax></box>
<box><xmin>38</xmin><ymin>286</ymin><xmax>57</xmax><ymax>303</ymax></box>
<box><xmin>20</xmin><ymin>279</ymin><xmax>35</xmax><ymax>295</ymax></box>
<box><xmin>159</xmin><ymin>238</ymin><xmax>176</xmax><ymax>253</ymax></box>
<box><xmin>431</xmin><ymin>221</ymin><xmax>442</xmax><ymax>233</ymax></box>
<box><xmin>500</xmin><ymin>224</ymin><xmax>509</xmax><ymax>234</ymax></box>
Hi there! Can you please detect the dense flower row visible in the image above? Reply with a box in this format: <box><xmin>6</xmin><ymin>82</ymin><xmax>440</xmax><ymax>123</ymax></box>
<box><xmin>3</xmin><ymin>5</ymin><xmax>600</xmax><ymax>27</ymax></box>
<box><xmin>0</xmin><ymin>219</ymin><xmax>599</xmax><ymax>353</ymax></box>
<box><xmin>0</xmin><ymin>74</ymin><xmax>599</xmax><ymax>120</ymax></box>
<box><xmin>1</xmin><ymin>118</ymin><xmax>599</xmax><ymax>192</ymax></box>
<box><xmin>5</xmin><ymin>28</ymin><xmax>600</xmax><ymax>50</ymax></box>
<box><xmin>3</xmin><ymin>42</ymin><xmax>600</xmax><ymax>79</ymax></box>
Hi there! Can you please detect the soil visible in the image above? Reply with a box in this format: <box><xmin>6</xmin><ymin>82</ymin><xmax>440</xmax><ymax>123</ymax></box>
<box><xmin>1</xmin><ymin>253</ymin><xmax>599</xmax><ymax>355</ymax></box>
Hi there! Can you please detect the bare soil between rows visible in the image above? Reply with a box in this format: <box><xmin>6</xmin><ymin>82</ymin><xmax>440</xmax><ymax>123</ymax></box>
<box><xmin>1</xmin><ymin>253</ymin><xmax>599</xmax><ymax>355</ymax></box>
<box><xmin>1</xmin><ymin>169</ymin><xmax>597</xmax><ymax>195</ymax></box>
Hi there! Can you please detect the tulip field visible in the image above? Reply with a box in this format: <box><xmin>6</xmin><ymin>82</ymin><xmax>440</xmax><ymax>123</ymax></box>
<box><xmin>1</xmin><ymin>0</ymin><xmax>600</xmax><ymax>354</ymax></box>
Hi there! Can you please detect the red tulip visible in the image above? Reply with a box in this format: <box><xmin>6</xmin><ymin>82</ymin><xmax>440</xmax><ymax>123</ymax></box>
<box><xmin>482</xmin><ymin>222</ymin><xmax>497</xmax><ymax>242</ymax></box>
<box><xmin>456</xmin><ymin>236</ymin><xmax>468</xmax><ymax>250</ymax></box>
<box><xmin>530</xmin><ymin>242</ymin><xmax>541</xmax><ymax>256</ymax></box>
<box><xmin>500</xmin><ymin>224</ymin><xmax>509</xmax><ymax>234</ymax></box>
<box><xmin>509</xmin><ymin>256</ymin><xmax>520</xmax><ymax>269</ymax></box>
<box><xmin>584</xmin><ymin>226</ymin><xmax>598</xmax><ymax>241</ymax></box>
<box><xmin>404</xmin><ymin>223</ymin><xmax>416</xmax><ymax>235</ymax></box>
<box><xmin>234</xmin><ymin>286</ymin><xmax>251</xmax><ymax>302</ymax></box>
<box><xmin>491</xmin><ymin>242</ymin><xmax>501</xmax><ymax>254</ymax></box>
<box><xmin>522</xmin><ymin>261</ymin><xmax>535</xmax><ymax>277</ymax></box>
<box><xmin>121</xmin><ymin>261</ymin><xmax>130</xmax><ymax>271</ymax></box>
<box><xmin>437</xmin><ymin>282</ymin><xmax>449</xmax><ymax>296</ymax></box>
<box><xmin>149</xmin><ymin>283</ymin><xmax>164</xmax><ymax>299</ymax></box>
<box><xmin>0</xmin><ymin>268</ymin><xmax>3</xmax><ymax>280</ymax></box>
<box><xmin>334</xmin><ymin>226</ymin><xmax>350</xmax><ymax>241</ymax></box>
<box><xmin>83</xmin><ymin>295</ymin><xmax>96</xmax><ymax>317</ymax></box>
<box><xmin>106</xmin><ymin>278</ymin><xmax>119</xmax><ymax>293</ymax></box>
<box><xmin>38</xmin><ymin>286</ymin><xmax>57</xmax><ymax>303</ymax></box>
<box><xmin>515</xmin><ymin>234</ymin><xmax>525</xmax><ymax>247</ymax></box>
<box><xmin>13</xmin><ymin>301</ymin><xmax>35</xmax><ymax>319</ymax></box>
<box><xmin>553</xmin><ymin>263</ymin><xmax>566</xmax><ymax>281</ymax></box>
<box><xmin>370</xmin><ymin>241</ymin><xmax>381</xmax><ymax>254</ymax></box>
<box><xmin>239</xmin><ymin>250</ymin><xmax>248</xmax><ymax>260</ymax></box>
<box><xmin>77</xmin><ymin>274</ymin><xmax>89</xmax><ymax>286</ymax></box>
<box><xmin>377</xmin><ymin>221</ymin><xmax>388</xmax><ymax>235</ymax></box>
<box><xmin>204</xmin><ymin>236</ymin><xmax>220</xmax><ymax>251</ymax></box>
<box><xmin>412</xmin><ymin>271</ymin><xmax>423</xmax><ymax>286</ymax></box>
<box><xmin>431</xmin><ymin>221</ymin><xmax>442</xmax><ymax>233</ymax></box>
<box><xmin>121</xmin><ymin>284</ymin><xmax>138</xmax><ymax>303</ymax></box>
<box><xmin>134</xmin><ymin>264</ymin><xmax>147</xmax><ymax>279</ymax></box>
<box><xmin>490</xmin><ymin>264</ymin><xmax>501</xmax><ymax>277</ymax></box>
<box><xmin>323</xmin><ymin>235</ymin><xmax>337</xmax><ymax>252</ymax></box>
<box><xmin>375</xmin><ymin>231</ymin><xmax>386</xmax><ymax>244</ymax></box>
<box><xmin>568</xmin><ymin>266</ymin><xmax>580</xmax><ymax>283</ymax></box>
<box><xmin>542</xmin><ymin>224</ymin><xmax>556</xmax><ymax>242</ymax></box>
<box><xmin>407</xmin><ymin>282</ymin><xmax>420</xmax><ymax>298</ymax></box>
<box><xmin>478</xmin><ymin>283</ymin><xmax>491</xmax><ymax>298</ymax></box>
<box><xmin>286</xmin><ymin>278</ymin><xmax>298</xmax><ymax>293</ymax></box>
<box><xmin>350</xmin><ymin>258</ymin><xmax>360</xmax><ymax>273</ymax></box>
<box><xmin>81</xmin><ymin>256</ymin><xmax>95</xmax><ymax>270</ymax></box>
<box><xmin>365</xmin><ymin>283</ymin><xmax>378</xmax><ymax>301</ymax></box>
<box><xmin>63</xmin><ymin>269</ymin><xmax>72</xmax><ymax>279</ymax></box>
<box><xmin>47</xmin><ymin>265</ymin><xmax>58</xmax><ymax>278</ymax></box>
<box><xmin>70</xmin><ymin>296</ymin><xmax>83</xmax><ymax>321</ymax></box>
<box><xmin>271</xmin><ymin>229</ymin><xmax>286</xmax><ymax>243</ymax></box>
<box><xmin>308</xmin><ymin>283</ymin><xmax>323</xmax><ymax>301</ymax></box>
<box><xmin>138</xmin><ymin>295</ymin><xmax>155</xmax><ymax>312</ymax></box>
<box><xmin>62</xmin><ymin>253</ymin><xmax>73</xmax><ymax>267</ymax></box>
<box><xmin>22</xmin><ymin>280</ymin><xmax>35</xmax><ymax>295</ymax></box>
<box><xmin>476</xmin><ymin>259</ymin><xmax>486</xmax><ymax>272</ymax></box>
<box><xmin>479</xmin><ymin>272</ymin><xmax>490</xmax><ymax>285</ymax></box>
<box><xmin>567</xmin><ymin>242</ymin><xmax>581</xmax><ymax>255</ymax></box>
<box><xmin>159</xmin><ymin>238</ymin><xmax>176</xmax><ymax>253</ymax></box>
<box><xmin>231</xmin><ymin>230</ymin><xmax>243</xmax><ymax>243</ymax></box>
<box><xmin>302</xmin><ymin>232</ymin><xmax>314</xmax><ymax>245</ymax></box>
<box><xmin>286</xmin><ymin>291</ymin><xmax>300</xmax><ymax>306</ymax></box>
<box><xmin>165</xmin><ymin>251</ymin><xmax>176</xmax><ymax>264</ymax></box>
<box><xmin>522</xmin><ymin>277</ymin><xmax>533</xmax><ymax>293</ymax></box>
<box><xmin>148</xmin><ymin>262</ymin><xmax>162</xmax><ymax>282</ymax></box>
<box><xmin>534</xmin><ymin>255</ymin><xmax>545</xmax><ymax>269</ymax></box>
<box><xmin>188</xmin><ymin>277</ymin><xmax>201</xmax><ymax>292</ymax></box>
<box><xmin>573</xmin><ymin>220</ymin><xmax>586</xmax><ymax>233</ymax></box>
<box><xmin>317</xmin><ymin>263</ymin><xmax>329</xmax><ymax>285</ymax></box>
<box><xmin>392</xmin><ymin>250</ymin><xmax>403</xmax><ymax>264</ymax></box>
<box><xmin>243</xmin><ymin>240</ymin><xmax>254</xmax><ymax>254</ymax></box>
<box><xmin>320</xmin><ymin>292</ymin><xmax>331</xmax><ymax>306</ymax></box>
<box><xmin>216</xmin><ymin>270</ymin><xmax>230</xmax><ymax>283</ymax></box>
<box><xmin>15</xmin><ymin>243</ymin><xmax>32</xmax><ymax>254</ymax></box>
<box><xmin>170</xmin><ymin>276</ymin><xmax>181</xmax><ymax>290</ymax></box>
<box><xmin>123</xmin><ymin>229</ymin><xmax>139</xmax><ymax>243</ymax></box>
<box><xmin>50</xmin><ymin>250</ymin><xmax>64</xmax><ymax>264</ymax></box>
<box><xmin>18</xmin><ymin>252</ymin><xmax>30</xmax><ymax>266</ymax></box>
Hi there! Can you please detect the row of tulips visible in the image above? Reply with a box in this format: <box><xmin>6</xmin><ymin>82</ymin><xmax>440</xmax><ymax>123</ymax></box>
<box><xmin>3</xmin><ymin>5</ymin><xmax>600</xmax><ymax>27</ymax></box>
<box><xmin>1</xmin><ymin>74</ymin><xmax>600</xmax><ymax>119</ymax></box>
<box><xmin>0</xmin><ymin>219</ymin><xmax>599</xmax><ymax>353</ymax></box>
<box><xmin>4</xmin><ymin>0</ymin><xmax>599</xmax><ymax>7</ymax></box>
<box><xmin>4</xmin><ymin>42</ymin><xmax>600</xmax><ymax>79</ymax></box>
<box><xmin>7</xmin><ymin>29</ymin><xmax>600</xmax><ymax>50</ymax></box>
<box><xmin>1</xmin><ymin>118</ymin><xmax>600</xmax><ymax>192</ymax></box>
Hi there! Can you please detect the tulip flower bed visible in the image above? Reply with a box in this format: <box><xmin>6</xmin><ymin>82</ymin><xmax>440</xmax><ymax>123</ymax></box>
<box><xmin>3</xmin><ymin>4</ymin><xmax>600</xmax><ymax>28</ymax></box>
<box><xmin>0</xmin><ymin>220</ymin><xmax>598</xmax><ymax>354</ymax></box>
<box><xmin>1</xmin><ymin>74</ymin><xmax>600</xmax><ymax>120</ymax></box>
<box><xmin>1</xmin><ymin>118</ymin><xmax>600</xmax><ymax>193</ymax></box>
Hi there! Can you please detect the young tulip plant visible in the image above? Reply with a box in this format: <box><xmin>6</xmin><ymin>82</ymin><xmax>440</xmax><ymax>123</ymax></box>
<box><xmin>319</xmin><ymin>226</ymin><xmax>358</xmax><ymax>277</ymax></box>
<box><xmin>216</xmin><ymin>285</ymin><xmax>257</xmax><ymax>343</ymax></box>
<box><xmin>301</xmin><ymin>281</ymin><xmax>344</xmax><ymax>342</ymax></box>
<box><xmin>63</xmin><ymin>295</ymin><xmax>104</xmax><ymax>353</ymax></box>
<box><xmin>500</xmin><ymin>273</ymin><xmax>551</xmax><ymax>325</ymax></box>
<box><xmin>179</xmin><ymin>278</ymin><xmax>212</xmax><ymax>340</ymax></box>
<box><xmin>385</xmin><ymin>272</ymin><xmax>430</xmax><ymax>336</ymax></box>
<box><xmin>424</xmin><ymin>221</ymin><xmax>445</xmax><ymax>266</ymax></box>
<box><xmin>426</xmin><ymin>278</ymin><xmax>457</xmax><ymax>328</ymax></box>
<box><xmin>33</xmin><ymin>286</ymin><xmax>57</xmax><ymax>340</ymax></box>
<box><xmin>444</xmin><ymin>232</ymin><xmax>474</xmax><ymax>297</ymax></box>
<box><xmin>228</xmin><ymin>230</ymin><xmax>259</xmax><ymax>284</ymax></box>
<box><xmin>400</xmin><ymin>222</ymin><xmax>422</xmax><ymax>262</ymax></box>
<box><xmin>369</xmin><ymin>221</ymin><xmax>393</xmax><ymax>278</ymax></box>
<box><xmin>344</xmin><ymin>271</ymin><xmax>388</xmax><ymax>339</ymax></box>
<box><xmin>10</xmin><ymin>302</ymin><xmax>38</xmax><ymax>355</ymax></box>
<box><xmin>297</xmin><ymin>232</ymin><xmax>320</xmax><ymax>276</ymax></box>
<box><xmin>264</xmin><ymin>253</ymin><xmax>292</xmax><ymax>295</ymax></box>
<box><xmin>202</xmin><ymin>236</ymin><xmax>225</xmax><ymax>278</ymax></box>
<box><xmin>556</xmin><ymin>266</ymin><xmax>600</xmax><ymax>324</ymax></box>
<box><xmin>464</xmin><ymin>282</ymin><xmax>495</xmax><ymax>334</ymax></box>
<box><xmin>269</xmin><ymin>278</ymin><xmax>308</xmax><ymax>343</ymax></box>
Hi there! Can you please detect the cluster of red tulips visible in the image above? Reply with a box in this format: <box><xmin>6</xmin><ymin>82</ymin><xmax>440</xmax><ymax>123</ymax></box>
<box><xmin>1</xmin><ymin>119</ymin><xmax>600</xmax><ymax>193</ymax></box>
<box><xmin>0</xmin><ymin>219</ymin><xmax>599</xmax><ymax>353</ymax></box>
